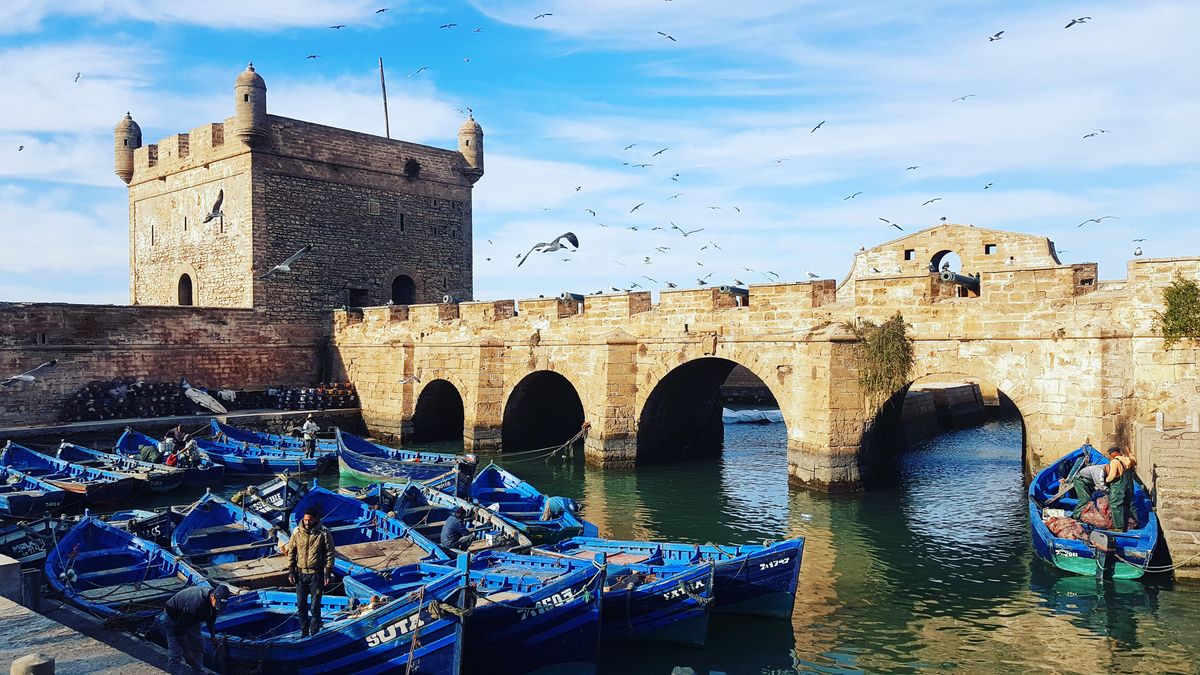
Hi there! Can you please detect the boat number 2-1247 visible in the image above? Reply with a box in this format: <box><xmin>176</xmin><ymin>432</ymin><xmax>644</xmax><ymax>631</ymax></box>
<box><xmin>759</xmin><ymin>557</ymin><xmax>790</xmax><ymax>571</ymax></box>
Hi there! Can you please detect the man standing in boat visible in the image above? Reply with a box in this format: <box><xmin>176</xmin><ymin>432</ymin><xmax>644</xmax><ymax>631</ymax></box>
<box><xmin>300</xmin><ymin>414</ymin><xmax>320</xmax><ymax>458</ymax></box>
<box><xmin>288</xmin><ymin>506</ymin><xmax>335</xmax><ymax>637</ymax></box>
<box><xmin>1069</xmin><ymin>446</ymin><xmax>1136</xmax><ymax>530</ymax></box>
<box><xmin>159</xmin><ymin>583</ymin><xmax>231</xmax><ymax>674</ymax></box>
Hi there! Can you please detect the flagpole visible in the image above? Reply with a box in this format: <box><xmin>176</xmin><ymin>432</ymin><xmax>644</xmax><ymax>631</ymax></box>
<box><xmin>379</xmin><ymin>56</ymin><xmax>391</xmax><ymax>139</ymax></box>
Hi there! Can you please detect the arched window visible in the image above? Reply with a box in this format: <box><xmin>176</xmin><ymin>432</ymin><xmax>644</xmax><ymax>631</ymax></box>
<box><xmin>391</xmin><ymin>275</ymin><xmax>416</xmax><ymax>305</ymax></box>
<box><xmin>178</xmin><ymin>274</ymin><xmax>194</xmax><ymax>306</ymax></box>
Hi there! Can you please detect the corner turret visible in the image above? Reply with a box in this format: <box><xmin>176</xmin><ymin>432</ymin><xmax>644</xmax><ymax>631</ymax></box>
<box><xmin>458</xmin><ymin>115</ymin><xmax>484</xmax><ymax>184</ymax></box>
<box><xmin>114</xmin><ymin>112</ymin><xmax>141</xmax><ymax>184</ymax></box>
<box><xmin>234</xmin><ymin>63</ymin><xmax>268</xmax><ymax>147</ymax></box>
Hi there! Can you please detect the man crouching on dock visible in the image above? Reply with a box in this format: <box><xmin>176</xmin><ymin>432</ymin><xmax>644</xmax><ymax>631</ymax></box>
<box><xmin>160</xmin><ymin>584</ymin><xmax>231</xmax><ymax>675</ymax></box>
<box><xmin>288</xmin><ymin>506</ymin><xmax>336</xmax><ymax>637</ymax></box>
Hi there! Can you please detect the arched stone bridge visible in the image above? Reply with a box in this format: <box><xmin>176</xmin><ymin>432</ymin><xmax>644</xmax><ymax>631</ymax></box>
<box><xmin>332</xmin><ymin>224</ymin><xmax>1200</xmax><ymax>491</ymax></box>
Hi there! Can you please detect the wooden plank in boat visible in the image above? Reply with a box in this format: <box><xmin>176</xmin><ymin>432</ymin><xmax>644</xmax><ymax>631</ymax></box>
<box><xmin>205</xmin><ymin>555</ymin><xmax>291</xmax><ymax>589</ymax></box>
<box><xmin>77</xmin><ymin>576</ymin><xmax>187</xmax><ymax>603</ymax></box>
<box><xmin>335</xmin><ymin>539</ymin><xmax>429</xmax><ymax>570</ymax></box>
<box><xmin>567</xmin><ymin>551</ymin><xmax>647</xmax><ymax>566</ymax></box>
<box><xmin>475</xmin><ymin>590</ymin><xmax>523</xmax><ymax>606</ymax></box>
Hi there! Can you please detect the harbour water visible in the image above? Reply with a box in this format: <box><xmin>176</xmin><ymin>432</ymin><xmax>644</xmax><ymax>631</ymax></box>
<box><xmin>137</xmin><ymin>417</ymin><xmax>1200</xmax><ymax>673</ymax></box>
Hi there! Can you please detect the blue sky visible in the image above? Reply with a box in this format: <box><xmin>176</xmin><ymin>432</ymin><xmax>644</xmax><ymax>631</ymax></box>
<box><xmin>1</xmin><ymin>0</ymin><xmax>1197</xmax><ymax>303</ymax></box>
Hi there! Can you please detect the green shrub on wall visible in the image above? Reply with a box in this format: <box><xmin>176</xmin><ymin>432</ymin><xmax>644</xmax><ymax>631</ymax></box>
<box><xmin>844</xmin><ymin>312</ymin><xmax>915</xmax><ymax>406</ymax></box>
<box><xmin>1155</xmin><ymin>275</ymin><xmax>1200</xmax><ymax>348</ymax></box>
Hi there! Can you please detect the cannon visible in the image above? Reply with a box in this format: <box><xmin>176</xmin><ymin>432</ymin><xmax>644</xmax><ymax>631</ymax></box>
<box><xmin>717</xmin><ymin>285</ymin><xmax>749</xmax><ymax>298</ymax></box>
<box><xmin>441</xmin><ymin>294</ymin><xmax>460</xmax><ymax>304</ymax></box>
<box><xmin>939</xmin><ymin>270</ymin><xmax>980</xmax><ymax>294</ymax></box>
<box><xmin>558</xmin><ymin>292</ymin><xmax>585</xmax><ymax>302</ymax></box>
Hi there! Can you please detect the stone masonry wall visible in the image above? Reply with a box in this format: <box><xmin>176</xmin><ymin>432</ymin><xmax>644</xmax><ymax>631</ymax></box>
<box><xmin>0</xmin><ymin>303</ymin><xmax>321</xmax><ymax>427</ymax></box>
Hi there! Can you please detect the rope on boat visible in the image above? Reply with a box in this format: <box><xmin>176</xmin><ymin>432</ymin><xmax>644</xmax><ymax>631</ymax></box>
<box><xmin>1114</xmin><ymin>550</ymin><xmax>1200</xmax><ymax>574</ymax></box>
<box><xmin>499</xmin><ymin>424</ymin><xmax>590</xmax><ymax>465</ymax></box>
<box><xmin>403</xmin><ymin>585</ymin><xmax>426</xmax><ymax>675</ymax></box>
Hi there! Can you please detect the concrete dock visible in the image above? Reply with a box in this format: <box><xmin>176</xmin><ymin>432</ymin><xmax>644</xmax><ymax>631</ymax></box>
<box><xmin>0</xmin><ymin>597</ymin><xmax>166</xmax><ymax>674</ymax></box>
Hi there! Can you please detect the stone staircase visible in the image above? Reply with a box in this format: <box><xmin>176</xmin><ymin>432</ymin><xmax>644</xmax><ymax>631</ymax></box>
<box><xmin>1136</xmin><ymin>424</ymin><xmax>1200</xmax><ymax>580</ymax></box>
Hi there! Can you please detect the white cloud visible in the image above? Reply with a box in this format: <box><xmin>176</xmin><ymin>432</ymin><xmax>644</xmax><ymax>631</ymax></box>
<box><xmin>0</xmin><ymin>185</ymin><xmax>127</xmax><ymax>275</ymax></box>
<box><xmin>0</xmin><ymin>1</ymin><xmax>409</xmax><ymax>34</ymax></box>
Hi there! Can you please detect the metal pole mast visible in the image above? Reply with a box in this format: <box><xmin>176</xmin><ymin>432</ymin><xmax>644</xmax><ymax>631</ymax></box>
<box><xmin>379</xmin><ymin>56</ymin><xmax>391</xmax><ymax>139</ymax></box>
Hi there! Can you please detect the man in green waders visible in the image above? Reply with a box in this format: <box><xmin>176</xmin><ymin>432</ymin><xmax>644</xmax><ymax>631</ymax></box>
<box><xmin>1105</xmin><ymin>447</ymin><xmax>1137</xmax><ymax>532</ymax></box>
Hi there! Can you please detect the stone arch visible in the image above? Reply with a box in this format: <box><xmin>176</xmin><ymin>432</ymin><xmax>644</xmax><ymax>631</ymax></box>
<box><xmin>857</xmin><ymin>364</ymin><xmax>1031</xmax><ymax>489</ymax></box>
<box><xmin>501</xmin><ymin>369</ymin><xmax>586</xmax><ymax>452</ymax></box>
<box><xmin>391</xmin><ymin>275</ymin><xmax>416</xmax><ymax>305</ymax></box>
<box><xmin>384</xmin><ymin>263</ymin><xmax>421</xmax><ymax>304</ymax></box>
<box><xmin>411</xmin><ymin>379</ymin><xmax>465</xmax><ymax>443</ymax></box>
<box><xmin>635</xmin><ymin>354</ymin><xmax>792</xmax><ymax>464</ymax></box>
<box><xmin>171</xmin><ymin>262</ymin><xmax>199</xmax><ymax>307</ymax></box>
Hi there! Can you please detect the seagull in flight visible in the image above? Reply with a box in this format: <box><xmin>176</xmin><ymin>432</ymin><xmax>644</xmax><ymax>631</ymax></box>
<box><xmin>399</xmin><ymin>376</ymin><xmax>421</xmax><ymax>385</ymax></box>
<box><xmin>518</xmin><ymin>232</ymin><xmax>579</xmax><ymax>267</ymax></box>
<box><xmin>811</xmin><ymin>120</ymin><xmax>825</xmax><ymax>133</ymax></box>
<box><xmin>440</xmin><ymin>23</ymin><xmax>457</xmax><ymax>29</ymax></box>
<box><xmin>330</xmin><ymin>24</ymin><xmax>346</xmax><ymax>29</ymax></box>
<box><xmin>1077</xmin><ymin>216</ymin><xmax>1118</xmax><ymax>227</ymax></box>
<box><xmin>844</xmin><ymin>192</ymin><xmax>862</xmax><ymax>200</ymax></box>
<box><xmin>629</xmin><ymin>203</ymin><xmax>645</xmax><ymax>213</ymax></box>
<box><xmin>1064</xmin><ymin>17</ymin><xmax>1091</xmax><ymax>29</ymax></box>
<box><xmin>951</xmin><ymin>94</ymin><xmax>975</xmax><ymax>102</ymax></box>
<box><xmin>922</xmin><ymin>197</ymin><xmax>942</xmax><ymax>206</ymax></box>
<box><xmin>668</xmin><ymin>194</ymin><xmax>683</xmax><ymax>199</ymax></box>
<box><xmin>632</xmin><ymin>163</ymin><xmax>652</xmax><ymax>168</ymax></box>
<box><xmin>806</xmin><ymin>271</ymin><xmax>819</xmax><ymax>279</ymax></box>
<box><xmin>1132</xmin><ymin>238</ymin><xmax>1147</xmax><ymax>242</ymax></box>
<box><xmin>407</xmin><ymin>67</ymin><xmax>429</xmax><ymax>77</ymax></box>
<box><xmin>585</xmin><ymin>209</ymin><xmax>596</xmax><ymax>217</ymax></box>
<box><xmin>988</xmin><ymin>31</ymin><xmax>1004</xmax><ymax>41</ymax></box>
<box><xmin>880</xmin><ymin>218</ymin><xmax>903</xmax><ymax>231</ymax></box>
<box><xmin>2</xmin><ymin>359</ymin><xmax>58</xmax><ymax>387</ymax></box>
<box><xmin>306</xmin><ymin>54</ymin><xmax>320</xmax><ymax>59</ymax></box>
<box><xmin>652</xmin><ymin>147</ymin><xmax>669</xmax><ymax>157</ymax></box>
<box><xmin>624</xmin><ymin>143</ymin><xmax>636</xmax><ymax>150</ymax></box>
<box><xmin>376</xmin><ymin>7</ymin><xmax>388</xmax><ymax>13</ymax></box>
<box><xmin>74</xmin><ymin>72</ymin><xmax>82</xmax><ymax>82</ymax></box>
<box><xmin>772</xmin><ymin>158</ymin><xmax>791</xmax><ymax>164</ymax></box>
<box><xmin>983</xmin><ymin>182</ymin><xmax>993</xmax><ymax>189</ymax></box>
<box><xmin>534</xmin><ymin>13</ymin><xmax>554</xmax><ymax>20</ymax></box>
<box><xmin>657</xmin><ymin>31</ymin><xmax>676</xmax><ymax>41</ymax></box>
<box><xmin>260</xmin><ymin>244</ymin><xmax>314</xmax><ymax>279</ymax></box>
<box><xmin>202</xmin><ymin>190</ymin><xmax>224</xmax><ymax>223</ymax></box>
<box><xmin>1134</xmin><ymin>247</ymin><xmax>1143</xmax><ymax>257</ymax></box>
<box><xmin>905</xmin><ymin>165</ymin><xmax>920</xmax><ymax>171</ymax></box>
<box><xmin>671</xmin><ymin>223</ymin><xmax>704</xmax><ymax>236</ymax></box>
<box><xmin>666</xmin><ymin>282</ymin><xmax>677</xmax><ymax>288</ymax></box>
<box><xmin>1082</xmin><ymin>129</ymin><xmax>1110</xmax><ymax>138</ymax></box>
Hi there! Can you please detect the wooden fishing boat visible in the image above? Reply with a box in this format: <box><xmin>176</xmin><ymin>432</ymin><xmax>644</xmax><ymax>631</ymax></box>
<box><xmin>528</xmin><ymin>547</ymin><xmax>716</xmax><ymax>646</ymax></box>
<box><xmin>1029</xmin><ymin>444</ymin><xmax>1159</xmax><ymax>579</ymax></box>
<box><xmin>46</xmin><ymin>515</ymin><xmax>209</xmax><ymax>621</ymax></box>
<box><xmin>110</xmin><ymin>507</ymin><xmax>183</xmax><ymax>548</ymax></box>
<box><xmin>194</xmin><ymin>437</ymin><xmax>333</xmax><ymax>476</ymax></box>
<box><xmin>0</xmin><ymin>465</ymin><xmax>73</xmax><ymax>518</ymax></box>
<box><xmin>536</xmin><ymin>537</ymin><xmax>805</xmax><ymax>619</ymax></box>
<box><xmin>1</xmin><ymin>441</ymin><xmax>140</xmax><ymax>506</ymax></box>
<box><xmin>287</xmin><ymin>486</ymin><xmax>450</xmax><ymax>575</ymax></box>
<box><xmin>210</xmin><ymin>419</ymin><xmax>338</xmax><ymax>452</ymax></box>
<box><xmin>205</xmin><ymin>562</ymin><xmax>467</xmax><ymax>675</ymax></box>
<box><xmin>0</xmin><ymin>517</ymin><xmax>73</xmax><ymax>567</ymax></box>
<box><xmin>114</xmin><ymin>428</ymin><xmax>225</xmax><ymax>487</ymax></box>
<box><xmin>335</xmin><ymin>428</ymin><xmax>466</xmax><ymax>489</ymax></box>
<box><xmin>57</xmin><ymin>442</ymin><xmax>185</xmax><ymax>494</ymax></box>
<box><xmin>228</xmin><ymin>474</ymin><xmax>311</xmax><ymax>526</ymax></box>
<box><xmin>172</xmin><ymin>491</ymin><xmax>289</xmax><ymax>590</ymax></box>
<box><xmin>470</xmin><ymin>463</ymin><xmax>588</xmax><ymax>544</ymax></box>
<box><xmin>344</xmin><ymin>551</ymin><xmax>605</xmax><ymax>675</ymax></box>
<box><xmin>377</xmin><ymin>480</ymin><xmax>533</xmax><ymax>552</ymax></box>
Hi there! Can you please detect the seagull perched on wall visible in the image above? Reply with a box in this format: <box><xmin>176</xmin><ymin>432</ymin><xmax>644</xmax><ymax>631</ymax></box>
<box><xmin>2</xmin><ymin>360</ymin><xmax>58</xmax><ymax>387</ymax></box>
<box><xmin>518</xmin><ymin>232</ymin><xmax>579</xmax><ymax>267</ymax></box>
<box><xmin>259</xmin><ymin>244</ymin><xmax>314</xmax><ymax>279</ymax></box>
<box><xmin>202</xmin><ymin>189</ymin><xmax>224</xmax><ymax>223</ymax></box>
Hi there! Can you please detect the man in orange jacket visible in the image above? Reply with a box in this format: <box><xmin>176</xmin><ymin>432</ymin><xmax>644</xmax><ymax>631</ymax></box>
<box><xmin>1105</xmin><ymin>446</ymin><xmax>1137</xmax><ymax>532</ymax></box>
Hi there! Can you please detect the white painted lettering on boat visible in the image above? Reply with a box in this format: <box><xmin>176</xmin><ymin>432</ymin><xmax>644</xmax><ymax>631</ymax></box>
<box><xmin>660</xmin><ymin>579</ymin><xmax>706</xmax><ymax>601</ymax></box>
<box><xmin>364</xmin><ymin>612</ymin><xmax>424</xmax><ymax>647</ymax></box>
<box><xmin>758</xmin><ymin>557</ymin><xmax>790</xmax><ymax>571</ymax></box>
<box><xmin>518</xmin><ymin>586</ymin><xmax>579</xmax><ymax>620</ymax></box>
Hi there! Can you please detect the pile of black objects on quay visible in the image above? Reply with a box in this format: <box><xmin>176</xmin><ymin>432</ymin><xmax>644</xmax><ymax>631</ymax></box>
<box><xmin>272</xmin><ymin>382</ymin><xmax>358</xmax><ymax>410</ymax></box>
<box><xmin>58</xmin><ymin>379</ymin><xmax>270</xmax><ymax>423</ymax></box>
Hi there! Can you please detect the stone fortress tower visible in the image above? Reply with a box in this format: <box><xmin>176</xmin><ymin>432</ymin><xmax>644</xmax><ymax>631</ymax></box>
<box><xmin>116</xmin><ymin>63</ymin><xmax>484</xmax><ymax>324</ymax></box>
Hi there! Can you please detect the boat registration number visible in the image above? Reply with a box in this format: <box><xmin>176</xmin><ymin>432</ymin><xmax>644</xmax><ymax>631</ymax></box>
<box><xmin>661</xmin><ymin>579</ymin><xmax>706</xmax><ymax>601</ymax></box>
<box><xmin>759</xmin><ymin>557</ymin><xmax>790</xmax><ymax>571</ymax></box>
<box><xmin>518</xmin><ymin>586</ymin><xmax>580</xmax><ymax>620</ymax></box>
<box><xmin>364</xmin><ymin>611</ymin><xmax>425</xmax><ymax>647</ymax></box>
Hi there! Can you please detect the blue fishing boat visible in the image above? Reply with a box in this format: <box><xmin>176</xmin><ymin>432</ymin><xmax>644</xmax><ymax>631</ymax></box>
<box><xmin>1</xmin><ymin>441</ymin><xmax>140</xmax><ymax>506</ymax></box>
<box><xmin>335</xmin><ymin>428</ymin><xmax>466</xmax><ymax>489</ymax></box>
<box><xmin>470</xmin><ymin>463</ymin><xmax>587</xmax><ymax>544</ymax></box>
<box><xmin>114</xmin><ymin>428</ymin><xmax>225</xmax><ymax>487</ymax></box>
<box><xmin>0</xmin><ymin>465</ymin><xmax>72</xmax><ymax>518</ymax></box>
<box><xmin>287</xmin><ymin>486</ymin><xmax>450</xmax><ymax>574</ymax></box>
<box><xmin>172</xmin><ymin>492</ymin><xmax>289</xmax><ymax>590</ymax></box>
<box><xmin>194</xmin><ymin>437</ymin><xmax>333</xmax><ymax>476</ymax></box>
<box><xmin>1029</xmin><ymin>444</ymin><xmax>1158</xmax><ymax>579</ymax></box>
<box><xmin>0</xmin><ymin>517</ymin><xmax>73</xmax><ymax>568</ymax></box>
<box><xmin>537</xmin><ymin>537</ymin><xmax>805</xmax><ymax>619</ymax></box>
<box><xmin>205</xmin><ymin>561</ymin><xmax>467</xmax><ymax>675</ymax></box>
<box><xmin>344</xmin><ymin>551</ymin><xmax>605</xmax><ymax>674</ymax></box>
<box><xmin>209</xmin><ymin>418</ymin><xmax>337</xmax><ymax>452</ymax></box>
<box><xmin>386</xmin><ymin>480</ymin><xmax>533</xmax><ymax>551</ymax></box>
<box><xmin>46</xmin><ymin>515</ymin><xmax>209</xmax><ymax>622</ymax></box>
<box><xmin>228</xmin><ymin>474</ymin><xmax>311</xmax><ymax>526</ymax></box>
<box><xmin>56</xmin><ymin>441</ymin><xmax>185</xmax><ymax>494</ymax></box>
<box><xmin>529</xmin><ymin>547</ymin><xmax>716</xmax><ymax>646</ymax></box>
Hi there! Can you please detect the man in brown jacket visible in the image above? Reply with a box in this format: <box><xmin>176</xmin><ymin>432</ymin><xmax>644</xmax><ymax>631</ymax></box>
<box><xmin>288</xmin><ymin>506</ymin><xmax>335</xmax><ymax>637</ymax></box>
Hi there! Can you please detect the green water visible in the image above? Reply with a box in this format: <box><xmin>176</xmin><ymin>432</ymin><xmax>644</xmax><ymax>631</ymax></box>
<box><xmin>138</xmin><ymin>418</ymin><xmax>1200</xmax><ymax>673</ymax></box>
